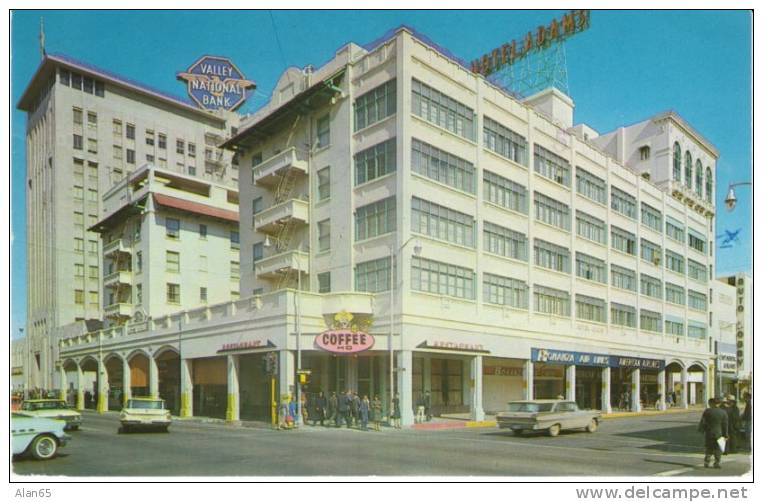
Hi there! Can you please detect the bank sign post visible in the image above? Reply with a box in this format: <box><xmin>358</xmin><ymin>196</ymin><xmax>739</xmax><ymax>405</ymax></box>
<box><xmin>177</xmin><ymin>56</ymin><xmax>255</xmax><ymax>111</ymax></box>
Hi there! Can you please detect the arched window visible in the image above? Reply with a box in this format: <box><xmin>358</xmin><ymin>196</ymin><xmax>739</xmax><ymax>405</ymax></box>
<box><xmin>684</xmin><ymin>151</ymin><xmax>693</xmax><ymax>190</ymax></box>
<box><xmin>705</xmin><ymin>167</ymin><xmax>713</xmax><ymax>203</ymax></box>
<box><xmin>673</xmin><ymin>142</ymin><xmax>682</xmax><ymax>181</ymax></box>
<box><xmin>695</xmin><ymin>159</ymin><xmax>703</xmax><ymax>196</ymax></box>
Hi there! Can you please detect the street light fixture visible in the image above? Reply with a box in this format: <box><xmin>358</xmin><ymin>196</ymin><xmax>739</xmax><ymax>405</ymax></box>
<box><xmin>724</xmin><ymin>182</ymin><xmax>752</xmax><ymax>212</ymax></box>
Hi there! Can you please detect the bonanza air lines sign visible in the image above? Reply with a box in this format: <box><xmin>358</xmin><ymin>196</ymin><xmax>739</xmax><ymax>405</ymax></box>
<box><xmin>177</xmin><ymin>56</ymin><xmax>255</xmax><ymax>111</ymax></box>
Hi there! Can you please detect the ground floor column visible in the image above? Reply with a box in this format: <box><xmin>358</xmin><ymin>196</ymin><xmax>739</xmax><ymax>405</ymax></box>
<box><xmin>75</xmin><ymin>364</ymin><xmax>85</xmax><ymax>411</ymax></box>
<box><xmin>631</xmin><ymin>369</ymin><xmax>641</xmax><ymax>412</ymax></box>
<box><xmin>702</xmin><ymin>366</ymin><xmax>710</xmax><ymax>405</ymax></box>
<box><xmin>149</xmin><ymin>355</ymin><xmax>159</xmax><ymax>399</ymax></box>
<box><xmin>680</xmin><ymin>366</ymin><xmax>689</xmax><ymax>408</ymax></box>
<box><xmin>398</xmin><ymin>350</ymin><xmax>414</xmax><ymax>426</ymax></box>
<box><xmin>657</xmin><ymin>368</ymin><xmax>666</xmax><ymax>411</ymax></box>
<box><xmin>523</xmin><ymin>360</ymin><xmax>534</xmax><ymax>400</ymax></box>
<box><xmin>180</xmin><ymin>359</ymin><xmax>193</xmax><ymax>418</ymax></box>
<box><xmin>226</xmin><ymin>354</ymin><xmax>240</xmax><ymax>422</ymax></box>
<box><xmin>279</xmin><ymin>350</ymin><xmax>295</xmax><ymax>400</ymax></box>
<box><xmin>58</xmin><ymin>365</ymin><xmax>66</xmax><ymax>401</ymax></box>
<box><xmin>379</xmin><ymin>355</ymin><xmax>388</xmax><ymax>415</ymax></box>
<box><xmin>122</xmin><ymin>357</ymin><xmax>132</xmax><ymax>407</ymax></box>
<box><xmin>566</xmin><ymin>365</ymin><xmax>576</xmax><ymax>402</ymax></box>
<box><xmin>97</xmin><ymin>358</ymin><xmax>108</xmax><ymax>414</ymax></box>
<box><xmin>471</xmin><ymin>355</ymin><xmax>485</xmax><ymax>421</ymax></box>
<box><xmin>601</xmin><ymin>367</ymin><xmax>612</xmax><ymax>413</ymax></box>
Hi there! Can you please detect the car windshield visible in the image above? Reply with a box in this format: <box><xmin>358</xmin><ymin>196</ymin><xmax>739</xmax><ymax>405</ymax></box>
<box><xmin>506</xmin><ymin>402</ymin><xmax>555</xmax><ymax>412</ymax></box>
<box><xmin>128</xmin><ymin>399</ymin><xmax>164</xmax><ymax>410</ymax></box>
<box><xmin>24</xmin><ymin>401</ymin><xmax>69</xmax><ymax>411</ymax></box>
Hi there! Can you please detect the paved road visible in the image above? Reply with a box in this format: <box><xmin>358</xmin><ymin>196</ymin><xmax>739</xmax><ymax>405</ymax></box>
<box><xmin>13</xmin><ymin>410</ymin><xmax>751</xmax><ymax>477</ymax></box>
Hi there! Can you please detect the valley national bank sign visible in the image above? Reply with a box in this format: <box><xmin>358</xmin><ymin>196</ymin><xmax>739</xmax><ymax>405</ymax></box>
<box><xmin>177</xmin><ymin>56</ymin><xmax>255</xmax><ymax>111</ymax></box>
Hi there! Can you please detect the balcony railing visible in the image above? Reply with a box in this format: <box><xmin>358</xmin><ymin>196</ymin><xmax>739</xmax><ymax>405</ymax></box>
<box><xmin>104</xmin><ymin>271</ymin><xmax>132</xmax><ymax>288</ymax></box>
<box><xmin>103</xmin><ymin>239</ymin><xmax>132</xmax><ymax>257</ymax></box>
<box><xmin>252</xmin><ymin>147</ymin><xmax>308</xmax><ymax>186</ymax></box>
<box><xmin>254</xmin><ymin>198</ymin><xmax>309</xmax><ymax>234</ymax></box>
<box><xmin>255</xmin><ymin>249</ymin><xmax>309</xmax><ymax>279</ymax></box>
<box><xmin>104</xmin><ymin>302</ymin><xmax>133</xmax><ymax>318</ymax></box>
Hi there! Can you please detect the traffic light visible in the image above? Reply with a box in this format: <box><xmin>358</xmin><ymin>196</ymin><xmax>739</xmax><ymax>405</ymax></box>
<box><xmin>262</xmin><ymin>352</ymin><xmax>278</xmax><ymax>376</ymax></box>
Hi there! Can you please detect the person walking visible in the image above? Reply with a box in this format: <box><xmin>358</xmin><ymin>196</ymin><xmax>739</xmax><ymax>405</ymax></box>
<box><xmin>372</xmin><ymin>395</ymin><xmax>382</xmax><ymax>431</ymax></box>
<box><xmin>391</xmin><ymin>392</ymin><xmax>401</xmax><ymax>429</ymax></box>
<box><xmin>722</xmin><ymin>396</ymin><xmax>741</xmax><ymax>454</ymax></box>
<box><xmin>288</xmin><ymin>396</ymin><xmax>298</xmax><ymax>428</ymax></box>
<box><xmin>314</xmin><ymin>391</ymin><xmax>327</xmax><ymax>426</ymax></box>
<box><xmin>698</xmin><ymin>398</ymin><xmax>729</xmax><ymax>469</ymax></box>
<box><xmin>359</xmin><ymin>395</ymin><xmax>370</xmax><ymax>431</ymax></box>
<box><xmin>328</xmin><ymin>391</ymin><xmax>338</xmax><ymax>426</ymax></box>
<box><xmin>666</xmin><ymin>392</ymin><xmax>674</xmax><ymax>408</ymax></box>
<box><xmin>415</xmin><ymin>393</ymin><xmax>425</xmax><ymax>423</ymax></box>
<box><xmin>351</xmin><ymin>392</ymin><xmax>361</xmax><ymax>428</ymax></box>
<box><xmin>424</xmin><ymin>390</ymin><xmax>432</xmax><ymax>421</ymax></box>
<box><xmin>337</xmin><ymin>390</ymin><xmax>350</xmax><ymax>428</ymax></box>
<box><xmin>741</xmin><ymin>392</ymin><xmax>752</xmax><ymax>450</ymax></box>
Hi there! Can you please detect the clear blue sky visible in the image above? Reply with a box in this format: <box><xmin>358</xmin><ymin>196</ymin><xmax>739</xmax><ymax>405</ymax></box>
<box><xmin>10</xmin><ymin>10</ymin><xmax>752</xmax><ymax>339</ymax></box>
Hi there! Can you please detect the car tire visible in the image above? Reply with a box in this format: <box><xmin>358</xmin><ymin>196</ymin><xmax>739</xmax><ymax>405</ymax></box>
<box><xmin>511</xmin><ymin>429</ymin><xmax>524</xmax><ymax>436</ymax></box>
<box><xmin>30</xmin><ymin>434</ymin><xmax>58</xmax><ymax>460</ymax></box>
<box><xmin>120</xmin><ymin>425</ymin><xmax>130</xmax><ymax>434</ymax></box>
<box><xmin>586</xmin><ymin>419</ymin><xmax>598</xmax><ymax>433</ymax></box>
<box><xmin>547</xmin><ymin>424</ymin><xmax>561</xmax><ymax>437</ymax></box>
<box><xmin>162</xmin><ymin>426</ymin><xmax>170</xmax><ymax>433</ymax></box>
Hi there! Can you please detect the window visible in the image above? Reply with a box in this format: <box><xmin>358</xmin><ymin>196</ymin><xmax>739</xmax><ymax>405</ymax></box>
<box><xmin>673</xmin><ymin>142</ymin><xmax>682</xmax><ymax>181</ymax></box>
<box><xmin>640</xmin><ymin>238</ymin><xmax>662</xmax><ymax>265</ymax></box>
<box><xmin>73</xmin><ymin>186</ymin><xmax>84</xmax><ymax>200</ymax></box>
<box><xmin>355</xmin><ymin>196</ymin><xmax>396</xmax><ymax>241</ymax></box>
<box><xmin>188</xmin><ymin>143</ymin><xmax>196</xmax><ymax>157</ymax></box>
<box><xmin>665</xmin><ymin>283</ymin><xmax>685</xmax><ymax>305</ymax></box>
<box><xmin>318</xmin><ymin>272</ymin><xmax>331</xmax><ymax>293</ymax></box>
<box><xmin>688</xmin><ymin>228</ymin><xmax>706</xmax><ymax>254</ymax></box>
<box><xmin>199</xmin><ymin>224</ymin><xmax>207</xmax><ymax>239</ymax></box>
<box><xmin>316</xmin><ymin>114</ymin><xmax>330</xmax><ymax>148</ymax></box>
<box><xmin>112</xmin><ymin>120</ymin><xmax>122</xmax><ymax>136</ymax></box>
<box><xmin>158</xmin><ymin>133</ymin><xmax>167</xmax><ymax>150</ymax></box>
<box><xmin>611</xmin><ymin>264</ymin><xmax>637</xmax><ymax>292</ymax></box>
<box><xmin>135</xmin><ymin>284</ymin><xmax>143</xmax><ymax>305</ymax></box>
<box><xmin>166</xmin><ymin>251</ymin><xmax>180</xmax><ymax>273</ymax></box>
<box><xmin>95</xmin><ymin>81</ymin><xmax>105</xmax><ymax>97</ymax></box>
<box><xmin>576</xmin><ymin>252</ymin><xmax>606</xmax><ymax>283</ymax></box>
<box><xmin>73</xmin><ymin>211</ymin><xmax>84</xmax><ymax>228</ymax></box>
<box><xmin>146</xmin><ymin>154</ymin><xmax>154</xmax><ymax>163</ymax></box>
<box><xmin>666</xmin><ymin>216</ymin><xmax>685</xmax><ymax>243</ymax></box>
<box><xmin>533</xmin><ymin>285</ymin><xmax>570</xmax><ymax>317</ymax></box>
<box><xmin>188</xmin><ymin>165</ymin><xmax>196</xmax><ymax>176</ymax></box>
<box><xmin>231</xmin><ymin>291</ymin><xmax>240</xmax><ymax>300</ymax></box>
<box><xmin>71</xmin><ymin>73</ymin><xmax>82</xmax><ymax>90</ymax></box>
<box><xmin>705</xmin><ymin>167</ymin><xmax>713</xmax><ymax>203</ymax></box>
<box><xmin>126</xmin><ymin>123</ymin><xmax>135</xmax><ymax>140</ymax></box>
<box><xmin>684</xmin><ymin>151</ymin><xmax>693</xmax><ymax>190</ymax></box>
<box><xmin>484</xmin><ymin>170</ymin><xmax>527</xmax><ymax>213</ymax></box>
<box><xmin>688</xmin><ymin>321</ymin><xmax>707</xmax><ymax>339</ymax></box>
<box><xmin>73</xmin><ymin>134</ymin><xmax>83</xmax><ymax>150</ymax></box>
<box><xmin>483</xmin><ymin>273</ymin><xmax>528</xmax><ymax>309</ymax></box>
<box><xmin>695</xmin><ymin>159</ymin><xmax>703</xmax><ymax>197</ymax></box>
<box><xmin>87</xmin><ymin>138</ymin><xmax>98</xmax><ymax>154</ymax></box>
<box><xmin>354</xmin><ymin>79</ymin><xmax>396</xmax><ymax>131</ymax></box>
<box><xmin>534</xmin><ymin>144</ymin><xmax>570</xmax><ymax>186</ymax></box>
<box><xmin>611</xmin><ymin>226</ymin><xmax>637</xmax><ymax>255</ymax></box>
<box><xmin>74</xmin><ymin>263</ymin><xmax>84</xmax><ymax>278</ymax></box>
<box><xmin>688</xmin><ymin>290</ymin><xmax>708</xmax><ymax>311</ymax></box>
<box><xmin>230</xmin><ymin>230</ymin><xmax>240</xmax><ymax>249</ymax></box>
<box><xmin>73</xmin><ymin>108</ymin><xmax>83</xmax><ymax>125</ymax></box>
<box><xmin>534</xmin><ymin>239</ymin><xmax>570</xmax><ymax>273</ymax></box>
<box><xmin>576</xmin><ymin>210</ymin><xmax>606</xmax><ymax>245</ymax></box>
<box><xmin>318</xmin><ymin>219</ymin><xmax>331</xmax><ymax>252</ymax></box>
<box><xmin>135</xmin><ymin>251</ymin><xmax>143</xmax><ymax>273</ymax></box>
<box><xmin>412</xmin><ymin>197</ymin><xmax>475</xmax><ymax>247</ymax></box>
<box><xmin>199</xmin><ymin>255</ymin><xmax>208</xmax><ymax>272</ymax></box>
<box><xmin>534</xmin><ymin>192</ymin><xmax>570</xmax><ymax>230</ymax></box>
<box><xmin>176</xmin><ymin>139</ymin><xmax>185</xmax><ymax>154</ymax></box>
<box><xmin>89</xmin><ymin>265</ymin><xmax>98</xmax><ymax>279</ymax></box>
<box><xmin>355</xmin><ymin>256</ymin><xmax>391</xmax><ymax>293</ymax></box>
<box><xmin>411</xmin><ymin>256</ymin><xmax>475</xmax><ymax>300</ymax></box>
<box><xmin>145</xmin><ymin>130</ymin><xmax>155</xmax><ymax>146</ymax></box>
<box><xmin>166</xmin><ymin>218</ymin><xmax>180</xmax><ymax>239</ymax></box>
<box><xmin>640</xmin><ymin>309</ymin><xmax>662</xmax><ymax>333</ymax></box>
<box><xmin>252</xmin><ymin>244</ymin><xmax>263</xmax><ymax>265</ymax></box>
<box><xmin>59</xmin><ymin>69</ymin><xmax>70</xmax><ymax>85</ymax></box>
<box><xmin>252</xmin><ymin>198</ymin><xmax>263</xmax><ymax>218</ymax></box>
<box><xmin>641</xmin><ymin>203</ymin><xmax>662</xmax><ymax>232</ymax></box>
<box><xmin>611</xmin><ymin>186</ymin><xmax>637</xmax><ymax>219</ymax></box>
<box><xmin>412</xmin><ymin>79</ymin><xmax>475</xmax><ymax>140</ymax></box>
<box><xmin>113</xmin><ymin>145</ymin><xmax>122</xmax><ymax>160</ymax></box>
<box><xmin>231</xmin><ymin>261</ymin><xmax>240</xmax><ymax>280</ymax></box>
<box><xmin>483</xmin><ymin>116</ymin><xmax>526</xmax><ymax>164</ymax></box>
<box><xmin>74</xmin><ymin>238</ymin><xmax>84</xmax><ymax>253</ymax></box>
<box><xmin>658</xmin><ymin>248</ymin><xmax>682</xmax><ymax>274</ymax></box>
<box><xmin>640</xmin><ymin>273</ymin><xmax>662</xmax><ymax>299</ymax></box>
<box><xmin>317</xmin><ymin>167</ymin><xmax>330</xmax><ymax>200</ymax></box>
<box><xmin>126</xmin><ymin>149</ymin><xmax>135</xmax><ymax>164</ymax></box>
<box><xmin>639</xmin><ymin>146</ymin><xmax>650</xmax><ymax>160</ymax></box>
<box><xmin>412</xmin><ymin>138</ymin><xmax>475</xmax><ymax>193</ymax></box>
<box><xmin>166</xmin><ymin>283</ymin><xmax>180</xmax><ymax>304</ymax></box>
<box><xmin>74</xmin><ymin>289</ymin><xmax>84</xmax><ymax>305</ymax></box>
<box><xmin>89</xmin><ymin>291</ymin><xmax>99</xmax><ymax>308</ymax></box>
<box><xmin>576</xmin><ymin>167</ymin><xmax>607</xmax><ymax>204</ymax></box>
<box><xmin>87</xmin><ymin>112</ymin><xmax>97</xmax><ymax>130</ymax></box>
<box><xmin>354</xmin><ymin>138</ymin><xmax>396</xmax><ymax>185</ymax></box>
<box><xmin>666</xmin><ymin>319</ymin><xmax>684</xmax><ymax>336</ymax></box>
<box><xmin>83</xmin><ymin>77</ymin><xmax>94</xmax><ymax>94</ymax></box>
<box><xmin>576</xmin><ymin>295</ymin><xmax>606</xmax><ymax>323</ymax></box>
<box><xmin>200</xmin><ymin>287</ymin><xmax>208</xmax><ymax>303</ymax></box>
<box><xmin>611</xmin><ymin>303</ymin><xmax>636</xmax><ymax>328</ymax></box>
<box><xmin>483</xmin><ymin>222</ymin><xmax>527</xmax><ymax>261</ymax></box>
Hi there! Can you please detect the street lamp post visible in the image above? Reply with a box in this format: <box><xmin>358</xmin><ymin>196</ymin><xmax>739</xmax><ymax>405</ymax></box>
<box><xmin>389</xmin><ymin>237</ymin><xmax>422</xmax><ymax>420</ymax></box>
<box><xmin>724</xmin><ymin>181</ymin><xmax>752</xmax><ymax>212</ymax></box>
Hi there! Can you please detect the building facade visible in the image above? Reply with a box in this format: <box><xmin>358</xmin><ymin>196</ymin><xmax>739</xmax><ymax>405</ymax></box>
<box><xmin>718</xmin><ymin>273</ymin><xmax>753</xmax><ymax>395</ymax></box>
<box><xmin>58</xmin><ymin>27</ymin><xmax>718</xmax><ymax>425</ymax></box>
<box><xmin>710</xmin><ymin>279</ymin><xmax>739</xmax><ymax>398</ymax></box>
<box><xmin>17</xmin><ymin>53</ymin><xmax>240</xmax><ymax>393</ymax></box>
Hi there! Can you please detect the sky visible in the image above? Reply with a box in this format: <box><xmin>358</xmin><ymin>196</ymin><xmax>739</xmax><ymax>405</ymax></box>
<box><xmin>9</xmin><ymin>10</ymin><xmax>752</xmax><ymax>339</ymax></box>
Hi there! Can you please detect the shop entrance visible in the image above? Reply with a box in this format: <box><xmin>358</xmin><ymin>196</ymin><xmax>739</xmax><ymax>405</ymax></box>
<box><xmin>156</xmin><ymin>349</ymin><xmax>180</xmax><ymax>415</ymax></box>
<box><xmin>575</xmin><ymin>367</ymin><xmax>602</xmax><ymax>410</ymax></box>
<box><xmin>534</xmin><ymin>363</ymin><xmax>566</xmax><ymax>399</ymax></box>
<box><xmin>104</xmin><ymin>355</ymin><xmax>124</xmax><ymax>409</ymax></box>
<box><xmin>80</xmin><ymin>358</ymin><xmax>99</xmax><ymax>410</ymax></box>
<box><xmin>192</xmin><ymin>356</ymin><xmax>227</xmax><ymax>419</ymax></box>
<box><xmin>610</xmin><ymin>367</ymin><xmax>635</xmax><ymax>411</ymax></box>
<box><xmin>413</xmin><ymin>355</ymin><xmax>469</xmax><ymax>416</ymax></box>
<box><xmin>639</xmin><ymin>369</ymin><xmax>659</xmax><ymax>409</ymax></box>
<box><xmin>128</xmin><ymin>352</ymin><xmax>150</xmax><ymax>398</ymax></box>
<box><xmin>238</xmin><ymin>353</ymin><xmax>271</xmax><ymax>421</ymax></box>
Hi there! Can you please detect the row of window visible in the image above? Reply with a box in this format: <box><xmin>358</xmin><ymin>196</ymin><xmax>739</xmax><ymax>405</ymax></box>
<box><xmin>672</xmin><ymin>142</ymin><xmax>714</xmax><ymax>203</ymax></box>
<box><xmin>60</xmin><ymin>69</ymin><xmax>105</xmax><ymax>97</ymax></box>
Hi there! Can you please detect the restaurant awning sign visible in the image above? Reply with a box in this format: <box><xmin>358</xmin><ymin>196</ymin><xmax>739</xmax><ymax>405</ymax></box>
<box><xmin>177</xmin><ymin>56</ymin><xmax>255</xmax><ymax>111</ymax></box>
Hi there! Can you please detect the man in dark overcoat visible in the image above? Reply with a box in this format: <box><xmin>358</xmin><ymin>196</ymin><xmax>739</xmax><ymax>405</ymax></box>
<box><xmin>698</xmin><ymin>398</ymin><xmax>729</xmax><ymax>468</ymax></box>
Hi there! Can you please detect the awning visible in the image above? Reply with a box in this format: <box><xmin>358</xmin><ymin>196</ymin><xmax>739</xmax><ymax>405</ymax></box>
<box><xmin>153</xmin><ymin>193</ymin><xmax>238</xmax><ymax>223</ymax></box>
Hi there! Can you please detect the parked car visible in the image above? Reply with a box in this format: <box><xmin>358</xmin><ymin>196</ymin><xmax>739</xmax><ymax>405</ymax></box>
<box><xmin>18</xmin><ymin>399</ymin><xmax>82</xmax><ymax>430</ymax></box>
<box><xmin>119</xmin><ymin>397</ymin><xmax>171</xmax><ymax>432</ymax></box>
<box><xmin>496</xmin><ymin>399</ymin><xmax>601</xmax><ymax>437</ymax></box>
<box><xmin>12</xmin><ymin>413</ymin><xmax>71</xmax><ymax>460</ymax></box>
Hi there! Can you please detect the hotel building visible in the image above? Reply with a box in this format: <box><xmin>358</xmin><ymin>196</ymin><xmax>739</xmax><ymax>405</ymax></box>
<box><xmin>56</xmin><ymin>27</ymin><xmax>717</xmax><ymax>425</ymax></box>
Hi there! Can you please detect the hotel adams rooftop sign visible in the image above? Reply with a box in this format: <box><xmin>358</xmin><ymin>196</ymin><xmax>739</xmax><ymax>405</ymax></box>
<box><xmin>177</xmin><ymin>56</ymin><xmax>255</xmax><ymax>111</ymax></box>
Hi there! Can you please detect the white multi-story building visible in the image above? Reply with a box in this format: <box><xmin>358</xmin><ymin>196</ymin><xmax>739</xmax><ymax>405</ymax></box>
<box><xmin>58</xmin><ymin>27</ymin><xmax>718</xmax><ymax>425</ymax></box>
<box><xmin>710</xmin><ymin>279</ymin><xmax>739</xmax><ymax>398</ymax></box>
<box><xmin>17</xmin><ymin>53</ymin><xmax>240</xmax><ymax>394</ymax></box>
<box><xmin>718</xmin><ymin>273</ymin><xmax>753</xmax><ymax>395</ymax></box>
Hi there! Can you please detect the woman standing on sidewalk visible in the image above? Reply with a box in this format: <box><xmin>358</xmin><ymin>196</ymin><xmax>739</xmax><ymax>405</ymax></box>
<box><xmin>360</xmin><ymin>395</ymin><xmax>370</xmax><ymax>431</ymax></box>
<box><xmin>371</xmin><ymin>395</ymin><xmax>382</xmax><ymax>431</ymax></box>
<box><xmin>391</xmin><ymin>392</ymin><xmax>401</xmax><ymax>429</ymax></box>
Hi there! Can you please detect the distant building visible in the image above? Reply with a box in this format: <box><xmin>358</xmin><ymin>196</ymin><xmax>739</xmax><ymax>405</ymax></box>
<box><xmin>717</xmin><ymin>273</ymin><xmax>753</xmax><ymax>396</ymax></box>
<box><xmin>710</xmin><ymin>279</ymin><xmax>738</xmax><ymax>398</ymax></box>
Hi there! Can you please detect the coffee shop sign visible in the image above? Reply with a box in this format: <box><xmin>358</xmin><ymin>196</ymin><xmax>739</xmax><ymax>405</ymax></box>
<box><xmin>177</xmin><ymin>56</ymin><xmax>255</xmax><ymax>111</ymax></box>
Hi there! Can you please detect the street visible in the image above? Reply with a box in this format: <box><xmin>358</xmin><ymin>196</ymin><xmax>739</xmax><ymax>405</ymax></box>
<box><xmin>13</xmin><ymin>410</ymin><xmax>751</xmax><ymax>477</ymax></box>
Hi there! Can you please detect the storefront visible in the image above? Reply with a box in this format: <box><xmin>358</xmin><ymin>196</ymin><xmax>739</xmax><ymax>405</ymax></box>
<box><xmin>191</xmin><ymin>356</ymin><xmax>228</xmax><ymax>419</ymax></box>
<box><xmin>482</xmin><ymin>357</ymin><xmax>525</xmax><ymax>414</ymax></box>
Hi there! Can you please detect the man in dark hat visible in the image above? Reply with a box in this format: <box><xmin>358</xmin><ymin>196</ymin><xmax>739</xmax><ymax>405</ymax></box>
<box><xmin>721</xmin><ymin>395</ymin><xmax>741</xmax><ymax>454</ymax></box>
<box><xmin>698</xmin><ymin>398</ymin><xmax>729</xmax><ymax>468</ymax></box>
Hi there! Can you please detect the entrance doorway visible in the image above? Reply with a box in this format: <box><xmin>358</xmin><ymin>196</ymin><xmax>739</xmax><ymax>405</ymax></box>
<box><xmin>575</xmin><ymin>367</ymin><xmax>602</xmax><ymax>410</ymax></box>
<box><xmin>238</xmin><ymin>353</ymin><xmax>271</xmax><ymax>421</ymax></box>
<box><xmin>105</xmin><ymin>356</ymin><xmax>124</xmax><ymax>409</ymax></box>
<box><xmin>534</xmin><ymin>363</ymin><xmax>565</xmax><ymax>399</ymax></box>
<box><xmin>156</xmin><ymin>349</ymin><xmax>180</xmax><ymax>415</ymax></box>
<box><xmin>192</xmin><ymin>356</ymin><xmax>227</xmax><ymax>419</ymax></box>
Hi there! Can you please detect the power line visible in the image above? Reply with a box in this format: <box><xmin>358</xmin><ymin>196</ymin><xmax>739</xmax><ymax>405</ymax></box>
<box><xmin>268</xmin><ymin>11</ymin><xmax>289</xmax><ymax>74</ymax></box>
